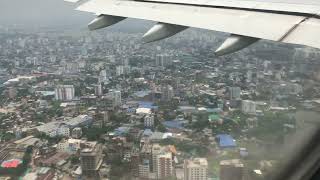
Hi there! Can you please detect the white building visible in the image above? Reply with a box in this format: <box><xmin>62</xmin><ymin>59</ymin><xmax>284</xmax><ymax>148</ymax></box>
<box><xmin>94</xmin><ymin>84</ymin><xmax>103</xmax><ymax>96</ymax></box>
<box><xmin>184</xmin><ymin>158</ymin><xmax>208</xmax><ymax>180</ymax></box>
<box><xmin>136</xmin><ymin>108</ymin><xmax>152</xmax><ymax>115</ymax></box>
<box><xmin>57</xmin><ymin>139</ymin><xmax>82</xmax><ymax>154</ymax></box>
<box><xmin>144</xmin><ymin>115</ymin><xmax>155</xmax><ymax>128</ymax></box>
<box><xmin>116</xmin><ymin>65</ymin><xmax>130</xmax><ymax>76</ymax></box>
<box><xmin>57</xmin><ymin>125</ymin><xmax>70</xmax><ymax>137</ymax></box>
<box><xmin>38</xmin><ymin>124</ymin><xmax>70</xmax><ymax>138</ymax></box>
<box><xmin>36</xmin><ymin>115</ymin><xmax>92</xmax><ymax>137</ymax></box>
<box><xmin>155</xmin><ymin>54</ymin><xmax>172</xmax><ymax>67</ymax></box>
<box><xmin>241</xmin><ymin>100</ymin><xmax>256</xmax><ymax>114</ymax></box>
<box><xmin>38</xmin><ymin>100</ymin><xmax>49</xmax><ymax>109</ymax></box>
<box><xmin>99</xmin><ymin>69</ymin><xmax>107</xmax><ymax>82</ymax></box>
<box><xmin>55</xmin><ymin>85</ymin><xmax>75</xmax><ymax>101</ymax></box>
<box><xmin>161</xmin><ymin>85</ymin><xmax>174</xmax><ymax>102</ymax></box>
<box><xmin>116</xmin><ymin>65</ymin><xmax>124</xmax><ymax>76</ymax></box>
<box><xmin>139</xmin><ymin>160</ymin><xmax>150</xmax><ymax>178</ymax></box>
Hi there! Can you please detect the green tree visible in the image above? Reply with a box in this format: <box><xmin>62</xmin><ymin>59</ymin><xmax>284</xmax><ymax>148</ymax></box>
<box><xmin>157</xmin><ymin>123</ymin><xmax>167</xmax><ymax>132</ymax></box>
<box><xmin>70</xmin><ymin>155</ymin><xmax>80</xmax><ymax>164</ymax></box>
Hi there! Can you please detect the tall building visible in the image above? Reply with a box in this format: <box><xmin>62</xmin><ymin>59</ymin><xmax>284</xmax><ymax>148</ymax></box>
<box><xmin>107</xmin><ymin>90</ymin><xmax>122</xmax><ymax>107</ymax></box>
<box><xmin>116</xmin><ymin>65</ymin><xmax>124</xmax><ymax>76</ymax></box>
<box><xmin>99</xmin><ymin>69</ymin><xmax>108</xmax><ymax>83</ymax></box>
<box><xmin>229</xmin><ymin>87</ymin><xmax>241</xmax><ymax>100</ymax></box>
<box><xmin>155</xmin><ymin>54</ymin><xmax>171</xmax><ymax>67</ymax></box>
<box><xmin>246</xmin><ymin>70</ymin><xmax>253</xmax><ymax>82</ymax></box>
<box><xmin>263</xmin><ymin>60</ymin><xmax>271</xmax><ymax>73</ymax></box>
<box><xmin>184</xmin><ymin>158</ymin><xmax>208</xmax><ymax>180</ymax></box>
<box><xmin>157</xmin><ymin>152</ymin><xmax>174</xmax><ymax>179</ymax></box>
<box><xmin>116</xmin><ymin>65</ymin><xmax>130</xmax><ymax>76</ymax></box>
<box><xmin>151</xmin><ymin>144</ymin><xmax>175</xmax><ymax>179</ymax></box>
<box><xmin>103</xmin><ymin>111</ymin><xmax>109</xmax><ymax>125</ymax></box>
<box><xmin>144</xmin><ymin>114</ymin><xmax>155</xmax><ymax>128</ymax></box>
<box><xmin>220</xmin><ymin>159</ymin><xmax>244</xmax><ymax>180</ymax></box>
<box><xmin>55</xmin><ymin>85</ymin><xmax>75</xmax><ymax>101</ymax></box>
<box><xmin>80</xmin><ymin>142</ymin><xmax>103</xmax><ymax>177</ymax></box>
<box><xmin>139</xmin><ymin>159</ymin><xmax>151</xmax><ymax>178</ymax></box>
<box><xmin>152</xmin><ymin>144</ymin><xmax>162</xmax><ymax>173</ymax></box>
<box><xmin>94</xmin><ymin>84</ymin><xmax>103</xmax><ymax>96</ymax></box>
<box><xmin>161</xmin><ymin>85</ymin><xmax>174</xmax><ymax>102</ymax></box>
<box><xmin>241</xmin><ymin>100</ymin><xmax>256</xmax><ymax>114</ymax></box>
<box><xmin>131</xmin><ymin>152</ymin><xmax>140</xmax><ymax>177</ymax></box>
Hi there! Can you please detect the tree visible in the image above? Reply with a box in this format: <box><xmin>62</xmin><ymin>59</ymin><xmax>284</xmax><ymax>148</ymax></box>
<box><xmin>157</xmin><ymin>123</ymin><xmax>167</xmax><ymax>132</ymax></box>
<box><xmin>70</xmin><ymin>155</ymin><xmax>80</xmax><ymax>164</ymax></box>
<box><xmin>2</xmin><ymin>132</ymin><xmax>15</xmax><ymax>142</ymax></box>
<box><xmin>83</xmin><ymin>126</ymin><xmax>113</xmax><ymax>141</ymax></box>
<box><xmin>248</xmin><ymin>112</ymin><xmax>294</xmax><ymax>142</ymax></box>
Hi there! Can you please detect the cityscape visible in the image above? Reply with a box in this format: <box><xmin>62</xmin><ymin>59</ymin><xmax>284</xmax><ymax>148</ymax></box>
<box><xmin>1</xmin><ymin>22</ymin><xmax>320</xmax><ymax>180</ymax></box>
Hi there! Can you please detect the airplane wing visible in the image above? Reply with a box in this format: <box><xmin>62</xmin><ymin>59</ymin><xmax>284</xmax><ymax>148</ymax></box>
<box><xmin>69</xmin><ymin>0</ymin><xmax>320</xmax><ymax>55</ymax></box>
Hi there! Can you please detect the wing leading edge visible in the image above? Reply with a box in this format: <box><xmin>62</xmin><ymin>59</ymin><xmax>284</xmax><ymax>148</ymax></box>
<box><xmin>75</xmin><ymin>0</ymin><xmax>320</xmax><ymax>56</ymax></box>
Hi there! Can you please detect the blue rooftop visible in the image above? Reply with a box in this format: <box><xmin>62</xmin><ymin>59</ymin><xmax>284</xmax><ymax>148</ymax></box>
<box><xmin>143</xmin><ymin>129</ymin><xmax>153</xmax><ymax>137</ymax></box>
<box><xmin>138</xmin><ymin>101</ymin><xmax>158</xmax><ymax>109</ymax></box>
<box><xmin>114</xmin><ymin>127</ymin><xmax>130</xmax><ymax>136</ymax></box>
<box><xmin>134</xmin><ymin>91</ymin><xmax>151</xmax><ymax>98</ymax></box>
<box><xmin>216</xmin><ymin>134</ymin><xmax>236</xmax><ymax>148</ymax></box>
<box><xmin>127</xmin><ymin>108</ymin><xmax>135</xmax><ymax>113</ymax></box>
<box><xmin>162</xmin><ymin>121</ymin><xmax>184</xmax><ymax>129</ymax></box>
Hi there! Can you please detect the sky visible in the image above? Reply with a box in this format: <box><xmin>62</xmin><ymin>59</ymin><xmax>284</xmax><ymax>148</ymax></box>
<box><xmin>0</xmin><ymin>0</ymin><xmax>93</xmax><ymax>27</ymax></box>
<box><xmin>0</xmin><ymin>0</ymin><xmax>152</xmax><ymax>31</ymax></box>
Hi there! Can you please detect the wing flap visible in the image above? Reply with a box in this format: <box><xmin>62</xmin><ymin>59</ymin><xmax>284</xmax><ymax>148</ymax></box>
<box><xmin>283</xmin><ymin>18</ymin><xmax>320</xmax><ymax>49</ymax></box>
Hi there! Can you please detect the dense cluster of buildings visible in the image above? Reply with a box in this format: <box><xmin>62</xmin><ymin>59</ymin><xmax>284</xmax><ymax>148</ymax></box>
<box><xmin>1</xmin><ymin>24</ymin><xmax>320</xmax><ymax>180</ymax></box>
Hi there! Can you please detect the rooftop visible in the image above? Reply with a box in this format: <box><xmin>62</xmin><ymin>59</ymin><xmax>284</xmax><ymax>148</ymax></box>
<box><xmin>185</xmin><ymin>158</ymin><xmax>208</xmax><ymax>168</ymax></box>
<box><xmin>208</xmin><ymin>114</ymin><xmax>221</xmax><ymax>122</ymax></box>
<box><xmin>35</xmin><ymin>115</ymin><xmax>92</xmax><ymax>133</ymax></box>
<box><xmin>162</xmin><ymin>120</ymin><xmax>185</xmax><ymax>129</ymax></box>
<box><xmin>81</xmin><ymin>141</ymin><xmax>98</xmax><ymax>154</ymax></box>
<box><xmin>216</xmin><ymin>134</ymin><xmax>236</xmax><ymax>148</ymax></box>
<box><xmin>220</xmin><ymin>159</ymin><xmax>244</xmax><ymax>167</ymax></box>
<box><xmin>136</xmin><ymin>108</ymin><xmax>152</xmax><ymax>114</ymax></box>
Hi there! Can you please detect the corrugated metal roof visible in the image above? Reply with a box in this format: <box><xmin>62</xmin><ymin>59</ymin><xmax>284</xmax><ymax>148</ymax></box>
<box><xmin>216</xmin><ymin>134</ymin><xmax>236</xmax><ymax>148</ymax></box>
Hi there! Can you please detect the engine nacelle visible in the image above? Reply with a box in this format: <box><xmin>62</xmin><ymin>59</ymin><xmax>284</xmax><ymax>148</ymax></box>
<box><xmin>88</xmin><ymin>15</ymin><xmax>126</xmax><ymax>31</ymax></box>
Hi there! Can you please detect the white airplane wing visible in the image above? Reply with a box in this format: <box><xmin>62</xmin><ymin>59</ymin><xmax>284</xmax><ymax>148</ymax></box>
<box><xmin>71</xmin><ymin>0</ymin><xmax>320</xmax><ymax>55</ymax></box>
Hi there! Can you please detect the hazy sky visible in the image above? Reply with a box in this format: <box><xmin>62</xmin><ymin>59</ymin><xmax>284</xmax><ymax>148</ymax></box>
<box><xmin>0</xmin><ymin>0</ymin><xmax>156</xmax><ymax>32</ymax></box>
<box><xmin>0</xmin><ymin>0</ymin><xmax>94</xmax><ymax>28</ymax></box>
